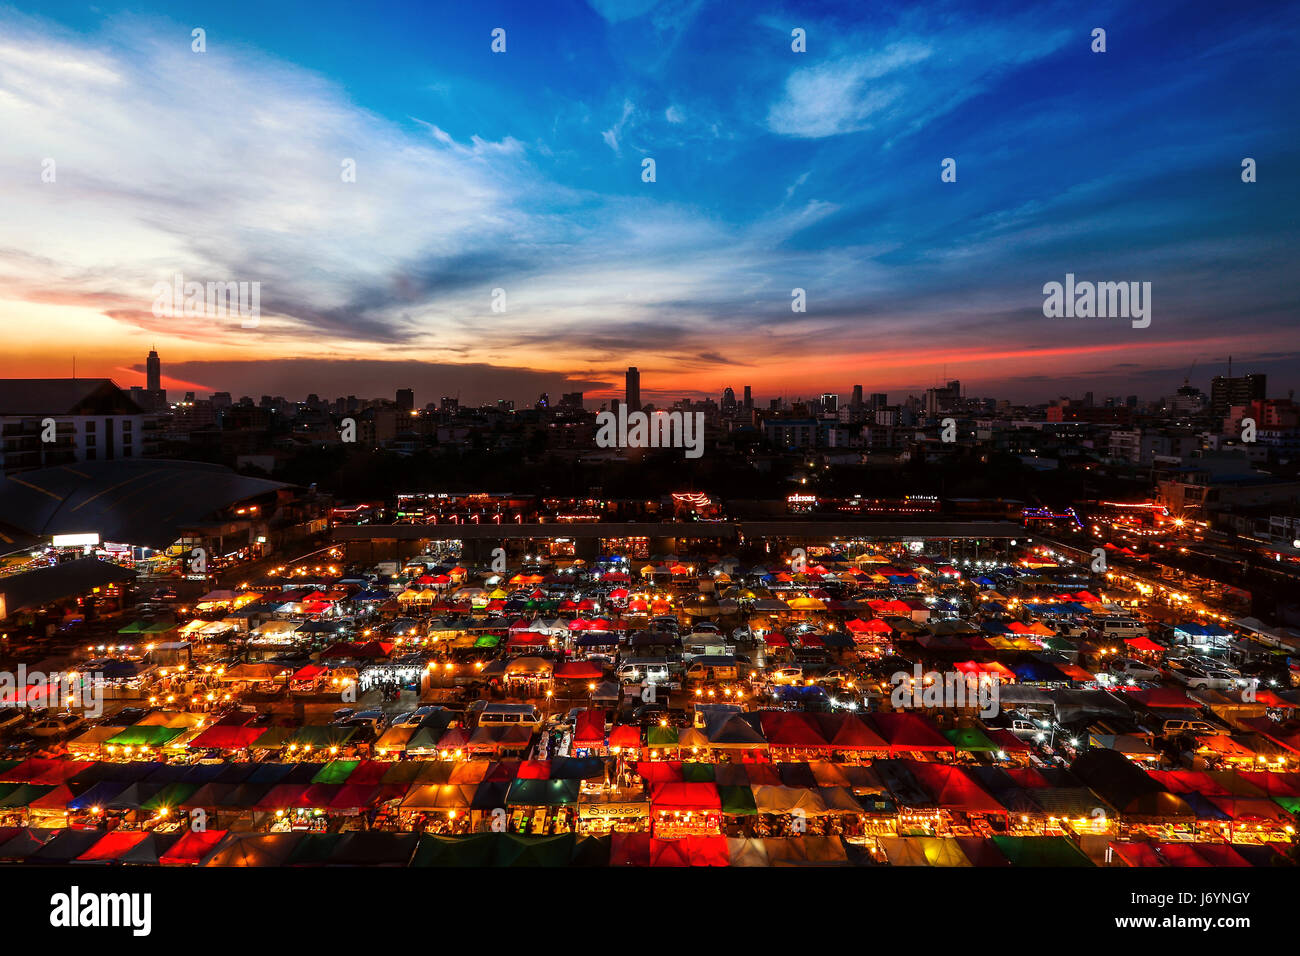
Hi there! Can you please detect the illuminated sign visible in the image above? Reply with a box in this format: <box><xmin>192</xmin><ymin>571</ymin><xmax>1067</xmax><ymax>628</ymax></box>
<box><xmin>52</xmin><ymin>533</ymin><xmax>100</xmax><ymax>547</ymax></box>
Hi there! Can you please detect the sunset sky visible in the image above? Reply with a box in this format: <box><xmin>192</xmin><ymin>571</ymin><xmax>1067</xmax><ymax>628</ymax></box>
<box><xmin>1</xmin><ymin>0</ymin><xmax>1297</xmax><ymax>407</ymax></box>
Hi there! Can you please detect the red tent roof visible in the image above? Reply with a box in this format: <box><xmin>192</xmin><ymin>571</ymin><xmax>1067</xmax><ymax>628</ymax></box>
<box><xmin>904</xmin><ymin>761</ymin><xmax>1005</xmax><ymax>814</ymax></box>
<box><xmin>1109</xmin><ymin>841</ymin><xmax>1164</xmax><ymax>867</ymax></box>
<box><xmin>160</xmin><ymin>829</ymin><xmax>227</xmax><ymax>864</ymax></box>
<box><xmin>610</xmin><ymin>832</ymin><xmax>652</xmax><ymax>866</ymax></box>
<box><xmin>651</xmin><ymin>835</ymin><xmax>728</xmax><ymax>866</ymax></box>
<box><xmin>758</xmin><ymin>711</ymin><xmax>829</xmax><ymax>748</ymax></box>
<box><xmin>188</xmin><ymin>725</ymin><xmax>264</xmax><ymax>750</ymax></box>
<box><xmin>867</xmin><ymin>713</ymin><xmax>956</xmax><ymax>754</ymax></box>
<box><xmin>1123</xmin><ymin>687</ymin><xmax>1198</xmax><ymax>709</ymax></box>
<box><xmin>76</xmin><ymin>831</ymin><xmax>150</xmax><ymax>862</ymax></box>
<box><xmin>649</xmin><ymin>781</ymin><xmax>720</xmax><ymax>811</ymax></box>
<box><xmin>1124</xmin><ymin>636</ymin><xmax>1164</xmax><ymax>653</ymax></box>
<box><xmin>813</xmin><ymin>713</ymin><xmax>889</xmax><ymax>751</ymax></box>
<box><xmin>0</xmin><ymin>758</ymin><xmax>93</xmax><ymax>785</ymax></box>
<box><xmin>986</xmin><ymin>729</ymin><xmax>1033</xmax><ymax>753</ymax></box>
<box><xmin>515</xmin><ymin>760</ymin><xmax>552</xmax><ymax>780</ymax></box>
<box><xmin>573</xmin><ymin>709</ymin><xmax>607</xmax><ymax>747</ymax></box>
<box><xmin>555</xmin><ymin>661</ymin><xmax>604</xmax><ymax>680</ymax></box>
<box><xmin>608</xmin><ymin>725</ymin><xmax>643</xmax><ymax>749</ymax></box>
<box><xmin>635</xmin><ymin>761</ymin><xmax>683</xmax><ymax>784</ymax></box>
<box><xmin>1166</xmin><ymin>843</ymin><xmax>1250</xmax><ymax>866</ymax></box>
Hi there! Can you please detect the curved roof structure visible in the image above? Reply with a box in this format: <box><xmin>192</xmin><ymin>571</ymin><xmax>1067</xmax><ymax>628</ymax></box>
<box><xmin>0</xmin><ymin>459</ymin><xmax>287</xmax><ymax>549</ymax></box>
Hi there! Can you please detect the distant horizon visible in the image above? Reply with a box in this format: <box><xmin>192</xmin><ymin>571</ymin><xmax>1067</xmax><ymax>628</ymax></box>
<box><xmin>54</xmin><ymin>350</ymin><xmax>1285</xmax><ymax>411</ymax></box>
<box><xmin>3</xmin><ymin>1</ymin><xmax>1298</xmax><ymax>405</ymax></box>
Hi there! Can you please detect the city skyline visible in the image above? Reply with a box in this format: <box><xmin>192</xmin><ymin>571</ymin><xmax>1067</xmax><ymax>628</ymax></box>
<box><xmin>1</xmin><ymin>1</ymin><xmax>1298</xmax><ymax>405</ymax></box>
<box><xmin>100</xmin><ymin>348</ymin><xmax>1275</xmax><ymax>411</ymax></box>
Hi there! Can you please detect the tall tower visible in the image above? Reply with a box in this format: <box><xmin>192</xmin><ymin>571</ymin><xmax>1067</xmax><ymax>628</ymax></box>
<box><xmin>625</xmin><ymin>366</ymin><xmax>641</xmax><ymax>413</ymax></box>
<box><xmin>146</xmin><ymin>348</ymin><xmax>161</xmax><ymax>392</ymax></box>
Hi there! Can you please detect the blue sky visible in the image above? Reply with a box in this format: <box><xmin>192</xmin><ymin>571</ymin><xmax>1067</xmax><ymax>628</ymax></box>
<box><xmin>1</xmin><ymin>0</ymin><xmax>1297</xmax><ymax>405</ymax></box>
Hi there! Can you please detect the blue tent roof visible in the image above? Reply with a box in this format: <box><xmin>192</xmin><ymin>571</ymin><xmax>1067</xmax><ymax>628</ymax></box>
<box><xmin>772</xmin><ymin>685</ymin><xmax>827</xmax><ymax>700</ymax></box>
<box><xmin>1012</xmin><ymin>659</ymin><xmax>1068</xmax><ymax>683</ymax></box>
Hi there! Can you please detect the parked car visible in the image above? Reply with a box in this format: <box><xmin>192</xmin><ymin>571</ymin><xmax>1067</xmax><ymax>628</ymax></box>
<box><xmin>339</xmin><ymin>709</ymin><xmax>387</xmax><ymax>732</ymax></box>
<box><xmin>816</xmin><ymin>668</ymin><xmax>856</xmax><ymax>687</ymax></box>
<box><xmin>1112</xmin><ymin>659</ymin><xmax>1162</xmax><ymax>681</ymax></box>
<box><xmin>1162</xmin><ymin>718</ymin><xmax>1229</xmax><ymax>737</ymax></box>
<box><xmin>1169</xmin><ymin>663</ymin><xmax>1242</xmax><ymax>692</ymax></box>
<box><xmin>0</xmin><ymin>710</ymin><xmax>27</xmax><ymax>733</ymax></box>
<box><xmin>768</xmin><ymin>666</ymin><xmax>804</xmax><ymax>686</ymax></box>
<box><xmin>27</xmin><ymin>713</ymin><xmax>85</xmax><ymax>738</ymax></box>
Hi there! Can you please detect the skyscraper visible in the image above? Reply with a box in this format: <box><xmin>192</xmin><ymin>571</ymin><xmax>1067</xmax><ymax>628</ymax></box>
<box><xmin>396</xmin><ymin>388</ymin><xmax>414</xmax><ymax>413</ymax></box>
<box><xmin>851</xmin><ymin>384</ymin><xmax>863</xmax><ymax>409</ymax></box>
<box><xmin>146</xmin><ymin>348</ymin><xmax>161</xmax><ymax>392</ymax></box>
<box><xmin>743</xmin><ymin>385</ymin><xmax>752</xmax><ymax>410</ymax></box>
<box><xmin>721</xmin><ymin>387</ymin><xmax>736</xmax><ymax>414</ymax></box>
<box><xmin>625</xmin><ymin>366</ymin><xmax>641</xmax><ymax>413</ymax></box>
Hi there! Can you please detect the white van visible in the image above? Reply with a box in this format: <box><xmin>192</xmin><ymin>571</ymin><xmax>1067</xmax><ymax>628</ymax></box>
<box><xmin>1094</xmin><ymin>618</ymin><xmax>1146</xmax><ymax>640</ymax></box>
<box><xmin>685</xmin><ymin>656</ymin><xmax>740</xmax><ymax>682</ymax></box>
<box><xmin>617</xmin><ymin>660</ymin><xmax>671</xmax><ymax>685</ymax></box>
<box><xmin>475</xmin><ymin>703</ymin><xmax>542</xmax><ymax>728</ymax></box>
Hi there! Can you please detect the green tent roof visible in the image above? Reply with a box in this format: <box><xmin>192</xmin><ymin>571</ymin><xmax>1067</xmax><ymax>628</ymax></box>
<box><xmin>106</xmin><ymin>725</ymin><xmax>185</xmax><ymax>747</ymax></box>
<box><xmin>380</xmin><ymin>761</ymin><xmax>426</xmax><ymax>785</ymax></box>
<box><xmin>141</xmin><ymin>782</ymin><xmax>198</xmax><ymax>812</ymax></box>
<box><xmin>718</xmin><ymin>784</ymin><xmax>758</xmax><ymax>815</ymax></box>
<box><xmin>249</xmin><ymin>726</ymin><xmax>297</xmax><ymax>749</ymax></box>
<box><xmin>311</xmin><ymin>760</ymin><xmax>359</xmax><ymax>784</ymax></box>
<box><xmin>284</xmin><ymin>832</ymin><xmax>345</xmax><ymax>865</ymax></box>
<box><xmin>0</xmin><ymin>783</ymin><xmax>55</xmax><ymax>808</ymax></box>
<box><xmin>991</xmin><ymin>836</ymin><xmax>1094</xmax><ymax>867</ymax></box>
<box><xmin>646</xmin><ymin>725</ymin><xmax>679</xmax><ymax>747</ymax></box>
<box><xmin>681</xmin><ymin>762</ymin><xmax>716</xmax><ymax>782</ymax></box>
<box><xmin>411</xmin><ymin>832</ymin><xmax>496</xmax><ymax>867</ymax></box>
<box><xmin>505</xmin><ymin>778</ymin><xmax>580</xmax><ymax>806</ymax></box>
<box><xmin>289</xmin><ymin>725</ymin><xmax>357</xmax><ymax>748</ymax></box>
<box><xmin>942</xmin><ymin>727</ymin><xmax>999</xmax><ymax>752</ymax></box>
<box><xmin>473</xmin><ymin>635</ymin><xmax>501</xmax><ymax>648</ymax></box>
<box><xmin>1272</xmin><ymin>796</ymin><xmax>1300</xmax><ymax>815</ymax></box>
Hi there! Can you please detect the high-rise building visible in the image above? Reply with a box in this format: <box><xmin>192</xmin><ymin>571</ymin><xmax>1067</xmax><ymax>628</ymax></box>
<box><xmin>743</xmin><ymin>385</ymin><xmax>752</xmax><ymax>410</ymax></box>
<box><xmin>396</xmin><ymin>388</ymin><xmax>414</xmax><ymax>413</ymax></box>
<box><xmin>1210</xmin><ymin>373</ymin><xmax>1266</xmax><ymax>422</ymax></box>
<box><xmin>851</xmin><ymin>385</ymin><xmax>863</xmax><ymax>409</ymax></box>
<box><xmin>923</xmin><ymin>380</ymin><xmax>961</xmax><ymax>417</ymax></box>
<box><xmin>721</xmin><ymin>387</ymin><xmax>736</xmax><ymax>415</ymax></box>
<box><xmin>820</xmin><ymin>393</ymin><xmax>838</xmax><ymax>414</ymax></box>
<box><xmin>141</xmin><ymin>348</ymin><xmax>167</xmax><ymax>411</ymax></box>
<box><xmin>870</xmin><ymin>393</ymin><xmax>887</xmax><ymax>410</ymax></box>
<box><xmin>625</xmin><ymin>367</ymin><xmax>641</xmax><ymax>413</ymax></box>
